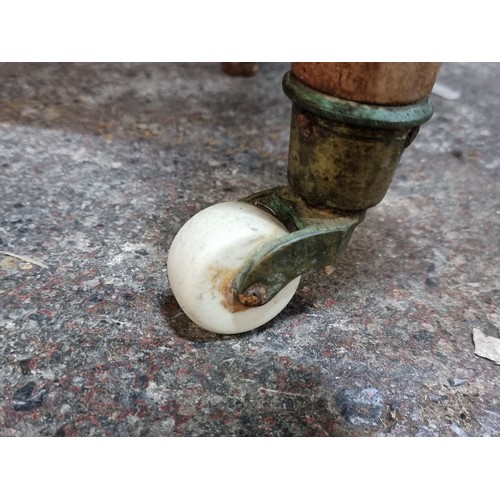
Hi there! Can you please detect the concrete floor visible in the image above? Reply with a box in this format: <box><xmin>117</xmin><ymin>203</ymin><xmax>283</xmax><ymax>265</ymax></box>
<box><xmin>0</xmin><ymin>62</ymin><xmax>499</xmax><ymax>436</ymax></box>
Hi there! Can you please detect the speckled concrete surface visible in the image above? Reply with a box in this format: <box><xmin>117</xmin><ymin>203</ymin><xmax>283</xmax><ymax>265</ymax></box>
<box><xmin>0</xmin><ymin>62</ymin><xmax>499</xmax><ymax>436</ymax></box>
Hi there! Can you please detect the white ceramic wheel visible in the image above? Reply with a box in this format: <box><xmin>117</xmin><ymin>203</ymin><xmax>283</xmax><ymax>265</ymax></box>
<box><xmin>167</xmin><ymin>201</ymin><xmax>300</xmax><ymax>334</ymax></box>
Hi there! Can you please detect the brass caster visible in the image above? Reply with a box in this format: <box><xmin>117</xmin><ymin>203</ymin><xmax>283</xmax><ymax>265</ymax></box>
<box><xmin>168</xmin><ymin>66</ymin><xmax>438</xmax><ymax>334</ymax></box>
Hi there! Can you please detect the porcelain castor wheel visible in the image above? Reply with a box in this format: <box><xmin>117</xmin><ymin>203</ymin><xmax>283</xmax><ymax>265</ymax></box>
<box><xmin>167</xmin><ymin>202</ymin><xmax>300</xmax><ymax>334</ymax></box>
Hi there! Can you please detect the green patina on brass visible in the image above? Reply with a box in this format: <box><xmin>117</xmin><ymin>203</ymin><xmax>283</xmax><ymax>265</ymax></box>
<box><xmin>234</xmin><ymin>73</ymin><xmax>435</xmax><ymax>306</ymax></box>
<box><xmin>235</xmin><ymin>187</ymin><xmax>364</xmax><ymax>305</ymax></box>
<box><xmin>282</xmin><ymin>72</ymin><xmax>434</xmax><ymax>129</ymax></box>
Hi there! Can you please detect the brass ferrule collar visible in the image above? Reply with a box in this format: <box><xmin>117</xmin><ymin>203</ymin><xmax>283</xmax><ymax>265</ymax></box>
<box><xmin>282</xmin><ymin>71</ymin><xmax>434</xmax><ymax>130</ymax></box>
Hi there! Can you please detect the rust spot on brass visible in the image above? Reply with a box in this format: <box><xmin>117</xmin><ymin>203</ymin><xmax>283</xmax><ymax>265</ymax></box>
<box><xmin>296</xmin><ymin>112</ymin><xmax>313</xmax><ymax>138</ymax></box>
<box><xmin>238</xmin><ymin>283</ymin><xmax>268</xmax><ymax>307</ymax></box>
<box><xmin>209</xmin><ymin>266</ymin><xmax>247</xmax><ymax>313</ymax></box>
